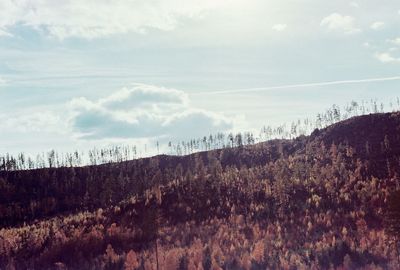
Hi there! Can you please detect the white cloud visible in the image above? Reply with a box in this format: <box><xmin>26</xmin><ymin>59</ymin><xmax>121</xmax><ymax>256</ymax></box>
<box><xmin>374</xmin><ymin>52</ymin><xmax>400</xmax><ymax>63</ymax></box>
<box><xmin>202</xmin><ymin>76</ymin><xmax>400</xmax><ymax>95</ymax></box>
<box><xmin>272</xmin><ymin>24</ymin><xmax>287</xmax><ymax>32</ymax></box>
<box><xmin>320</xmin><ymin>13</ymin><xmax>361</xmax><ymax>34</ymax></box>
<box><xmin>370</xmin><ymin>21</ymin><xmax>385</xmax><ymax>30</ymax></box>
<box><xmin>99</xmin><ymin>84</ymin><xmax>189</xmax><ymax>110</ymax></box>
<box><xmin>388</xmin><ymin>37</ymin><xmax>400</xmax><ymax>46</ymax></box>
<box><xmin>0</xmin><ymin>0</ymin><xmax>227</xmax><ymax>39</ymax></box>
<box><xmin>70</xmin><ymin>84</ymin><xmax>233</xmax><ymax>139</ymax></box>
<box><xmin>0</xmin><ymin>76</ymin><xmax>7</xmax><ymax>86</ymax></box>
<box><xmin>1</xmin><ymin>112</ymin><xmax>61</xmax><ymax>133</ymax></box>
<box><xmin>0</xmin><ymin>28</ymin><xmax>12</xmax><ymax>37</ymax></box>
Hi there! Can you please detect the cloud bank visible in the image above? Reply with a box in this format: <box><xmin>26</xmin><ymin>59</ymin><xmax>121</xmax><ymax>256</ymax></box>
<box><xmin>69</xmin><ymin>84</ymin><xmax>232</xmax><ymax>140</ymax></box>
<box><xmin>0</xmin><ymin>0</ymin><xmax>225</xmax><ymax>39</ymax></box>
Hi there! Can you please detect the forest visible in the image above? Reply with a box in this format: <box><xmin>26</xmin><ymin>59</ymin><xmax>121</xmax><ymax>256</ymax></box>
<box><xmin>1</xmin><ymin>110</ymin><xmax>400</xmax><ymax>269</ymax></box>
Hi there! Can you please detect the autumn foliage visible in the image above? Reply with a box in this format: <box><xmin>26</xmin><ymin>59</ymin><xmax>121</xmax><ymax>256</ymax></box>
<box><xmin>1</xmin><ymin>112</ymin><xmax>400</xmax><ymax>269</ymax></box>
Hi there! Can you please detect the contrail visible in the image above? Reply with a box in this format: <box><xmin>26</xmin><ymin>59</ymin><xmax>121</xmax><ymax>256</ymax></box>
<box><xmin>192</xmin><ymin>75</ymin><xmax>400</xmax><ymax>95</ymax></box>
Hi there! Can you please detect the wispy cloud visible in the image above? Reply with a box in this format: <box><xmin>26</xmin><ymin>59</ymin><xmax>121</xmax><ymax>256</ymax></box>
<box><xmin>195</xmin><ymin>76</ymin><xmax>400</xmax><ymax>95</ymax></box>
<box><xmin>388</xmin><ymin>38</ymin><xmax>400</xmax><ymax>46</ymax></box>
<box><xmin>370</xmin><ymin>21</ymin><xmax>385</xmax><ymax>30</ymax></box>
<box><xmin>320</xmin><ymin>13</ymin><xmax>361</xmax><ymax>34</ymax></box>
<box><xmin>272</xmin><ymin>24</ymin><xmax>287</xmax><ymax>32</ymax></box>
<box><xmin>0</xmin><ymin>28</ymin><xmax>12</xmax><ymax>37</ymax></box>
<box><xmin>375</xmin><ymin>52</ymin><xmax>400</xmax><ymax>63</ymax></box>
<box><xmin>349</xmin><ymin>2</ymin><xmax>359</xmax><ymax>8</ymax></box>
<box><xmin>0</xmin><ymin>0</ymin><xmax>226</xmax><ymax>39</ymax></box>
<box><xmin>0</xmin><ymin>76</ymin><xmax>7</xmax><ymax>86</ymax></box>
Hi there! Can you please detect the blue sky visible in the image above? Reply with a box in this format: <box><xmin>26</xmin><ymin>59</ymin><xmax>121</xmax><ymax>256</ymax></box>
<box><xmin>0</xmin><ymin>0</ymin><xmax>400</xmax><ymax>155</ymax></box>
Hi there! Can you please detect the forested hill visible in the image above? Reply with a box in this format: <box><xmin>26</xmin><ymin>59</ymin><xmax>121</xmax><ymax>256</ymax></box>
<box><xmin>306</xmin><ymin>111</ymin><xmax>400</xmax><ymax>178</ymax></box>
<box><xmin>1</xmin><ymin>112</ymin><xmax>400</xmax><ymax>269</ymax></box>
<box><xmin>1</xmin><ymin>112</ymin><xmax>400</xmax><ymax>228</ymax></box>
<box><xmin>308</xmin><ymin>111</ymin><xmax>400</xmax><ymax>157</ymax></box>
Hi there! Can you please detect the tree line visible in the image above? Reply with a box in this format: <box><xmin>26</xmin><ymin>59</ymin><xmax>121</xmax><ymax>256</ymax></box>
<box><xmin>1</xmin><ymin>98</ymin><xmax>399</xmax><ymax>172</ymax></box>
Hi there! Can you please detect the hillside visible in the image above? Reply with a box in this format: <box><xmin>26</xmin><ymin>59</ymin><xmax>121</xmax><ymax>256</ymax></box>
<box><xmin>1</xmin><ymin>112</ymin><xmax>400</xmax><ymax>269</ymax></box>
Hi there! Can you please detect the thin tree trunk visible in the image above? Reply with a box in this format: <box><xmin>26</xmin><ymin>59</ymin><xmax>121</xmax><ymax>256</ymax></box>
<box><xmin>155</xmin><ymin>238</ymin><xmax>159</xmax><ymax>270</ymax></box>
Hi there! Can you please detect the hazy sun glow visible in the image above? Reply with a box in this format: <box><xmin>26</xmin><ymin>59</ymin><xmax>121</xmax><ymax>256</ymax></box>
<box><xmin>0</xmin><ymin>0</ymin><xmax>399</xmax><ymax>155</ymax></box>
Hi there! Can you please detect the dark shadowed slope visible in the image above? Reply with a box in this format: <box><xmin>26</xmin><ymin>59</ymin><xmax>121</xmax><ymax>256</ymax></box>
<box><xmin>1</xmin><ymin>112</ymin><xmax>400</xmax><ymax>228</ymax></box>
<box><xmin>1</xmin><ymin>112</ymin><xmax>400</xmax><ymax>269</ymax></box>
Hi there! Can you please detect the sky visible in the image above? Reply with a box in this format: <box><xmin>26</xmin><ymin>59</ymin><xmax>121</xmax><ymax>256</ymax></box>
<box><xmin>0</xmin><ymin>0</ymin><xmax>400</xmax><ymax>155</ymax></box>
